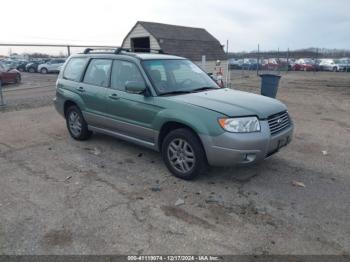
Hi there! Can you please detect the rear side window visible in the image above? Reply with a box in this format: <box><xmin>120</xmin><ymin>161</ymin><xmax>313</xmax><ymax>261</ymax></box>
<box><xmin>63</xmin><ymin>58</ymin><xmax>88</xmax><ymax>82</ymax></box>
<box><xmin>83</xmin><ymin>59</ymin><xmax>112</xmax><ymax>87</ymax></box>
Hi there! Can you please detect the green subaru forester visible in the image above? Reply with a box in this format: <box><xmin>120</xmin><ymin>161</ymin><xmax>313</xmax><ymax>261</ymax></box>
<box><xmin>54</xmin><ymin>48</ymin><xmax>293</xmax><ymax>179</ymax></box>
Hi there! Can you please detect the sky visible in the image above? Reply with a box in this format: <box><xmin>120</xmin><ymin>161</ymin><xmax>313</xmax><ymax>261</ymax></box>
<box><xmin>1</xmin><ymin>0</ymin><xmax>349</xmax><ymax>55</ymax></box>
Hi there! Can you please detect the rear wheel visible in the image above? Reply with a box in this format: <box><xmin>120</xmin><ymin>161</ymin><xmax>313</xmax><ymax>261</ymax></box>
<box><xmin>65</xmin><ymin>105</ymin><xmax>92</xmax><ymax>140</ymax></box>
<box><xmin>28</xmin><ymin>67</ymin><xmax>35</xmax><ymax>73</ymax></box>
<box><xmin>161</xmin><ymin>128</ymin><xmax>208</xmax><ymax>180</ymax></box>
<box><xmin>40</xmin><ymin>68</ymin><xmax>48</xmax><ymax>74</ymax></box>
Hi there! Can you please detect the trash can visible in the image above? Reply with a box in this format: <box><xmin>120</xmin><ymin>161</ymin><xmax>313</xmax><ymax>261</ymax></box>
<box><xmin>259</xmin><ymin>74</ymin><xmax>281</xmax><ymax>98</ymax></box>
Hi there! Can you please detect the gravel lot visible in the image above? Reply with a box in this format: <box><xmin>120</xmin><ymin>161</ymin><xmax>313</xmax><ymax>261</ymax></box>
<box><xmin>0</xmin><ymin>71</ymin><xmax>349</xmax><ymax>255</ymax></box>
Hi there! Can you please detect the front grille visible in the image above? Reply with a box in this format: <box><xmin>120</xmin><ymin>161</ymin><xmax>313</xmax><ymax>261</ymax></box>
<box><xmin>268</xmin><ymin>111</ymin><xmax>291</xmax><ymax>135</ymax></box>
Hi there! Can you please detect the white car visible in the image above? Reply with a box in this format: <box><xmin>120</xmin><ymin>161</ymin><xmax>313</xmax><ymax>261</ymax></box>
<box><xmin>38</xmin><ymin>59</ymin><xmax>66</xmax><ymax>74</ymax></box>
<box><xmin>319</xmin><ymin>59</ymin><xmax>339</xmax><ymax>72</ymax></box>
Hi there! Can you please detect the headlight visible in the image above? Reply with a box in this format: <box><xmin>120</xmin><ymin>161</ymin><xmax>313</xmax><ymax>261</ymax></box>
<box><xmin>218</xmin><ymin>117</ymin><xmax>260</xmax><ymax>133</ymax></box>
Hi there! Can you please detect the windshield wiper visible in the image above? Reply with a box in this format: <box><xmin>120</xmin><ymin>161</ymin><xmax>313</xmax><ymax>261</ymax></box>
<box><xmin>191</xmin><ymin>87</ymin><xmax>218</xmax><ymax>92</ymax></box>
<box><xmin>159</xmin><ymin>90</ymin><xmax>192</xmax><ymax>96</ymax></box>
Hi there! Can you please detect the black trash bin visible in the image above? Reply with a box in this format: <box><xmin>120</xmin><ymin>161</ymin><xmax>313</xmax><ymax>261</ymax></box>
<box><xmin>259</xmin><ymin>74</ymin><xmax>281</xmax><ymax>98</ymax></box>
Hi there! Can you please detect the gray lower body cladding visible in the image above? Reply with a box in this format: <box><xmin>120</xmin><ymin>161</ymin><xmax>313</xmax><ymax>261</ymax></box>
<box><xmin>200</xmin><ymin>121</ymin><xmax>293</xmax><ymax>166</ymax></box>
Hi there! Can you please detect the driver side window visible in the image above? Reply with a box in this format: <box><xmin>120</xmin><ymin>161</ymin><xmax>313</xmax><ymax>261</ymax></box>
<box><xmin>111</xmin><ymin>60</ymin><xmax>144</xmax><ymax>91</ymax></box>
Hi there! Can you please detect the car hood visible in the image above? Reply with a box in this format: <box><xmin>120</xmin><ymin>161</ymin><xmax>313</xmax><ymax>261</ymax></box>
<box><xmin>166</xmin><ymin>88</ymin><xmax>287</xmax><ymax>119</ymax></box>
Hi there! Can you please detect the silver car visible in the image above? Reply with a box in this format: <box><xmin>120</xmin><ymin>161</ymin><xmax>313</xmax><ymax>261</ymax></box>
<box><xmin>38</xmin><ymin>59</ymin><xmax>66</xmax><ymax>74</ymax></box>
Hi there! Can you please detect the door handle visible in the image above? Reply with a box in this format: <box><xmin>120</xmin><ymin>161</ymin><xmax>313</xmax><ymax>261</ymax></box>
<box><xmin>109</xmin><ymin>93</ymin><xmax>119</xmax><ymax>100</ymax></box>
<box><xmin>76</xmin><ymin>86</ymin><xmax>85</xmax><ymax>92</ymax></box>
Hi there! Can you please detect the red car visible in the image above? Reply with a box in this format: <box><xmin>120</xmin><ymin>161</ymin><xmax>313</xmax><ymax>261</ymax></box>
<box><xmin>292</xmin><ymin>59</ymin><xmax>315</xmax><ymax>71</ymax></box>
<box><xmin>0</xmin><ymin>63</ymin><xmax>21</xmax><ymax>86</ymax></box>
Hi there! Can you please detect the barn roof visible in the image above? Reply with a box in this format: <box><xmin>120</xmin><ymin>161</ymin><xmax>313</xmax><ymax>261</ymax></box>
<box><xmin>125</xmin><ymin>21</ymin><xmax>227</xmax><ymax>61</ymax></box>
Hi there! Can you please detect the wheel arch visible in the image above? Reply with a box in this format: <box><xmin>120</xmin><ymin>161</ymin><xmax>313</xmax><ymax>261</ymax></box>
<box><xmin>64</xmin><ymin>100</ymin><xmax>78</xmax><ymax>117</ymax></box>
<box><xmin>157</xmin><ymin>121</ymin><xmax>204</xmax><ymax>152</ymax></box>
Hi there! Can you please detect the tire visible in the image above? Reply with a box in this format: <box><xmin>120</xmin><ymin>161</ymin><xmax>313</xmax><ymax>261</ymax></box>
<box><xmin>28</xmin><ymin>68</ymin><xmax>35</xmax><ymax>73</ymax></box>
<box><xmin>161</xmin><ymin>128</ymin><xmax>208</xmax><ymax>180</ymax></box>
<box><xmin>14</xmin><ymin>74</ymin><xmax>21</xmax><ymax>84</ymax></box>
<box><xmin>333</xmin><ymin>67</ymin><xmax>337</xmax><ymax>72</ymax></box>
<box><xmin>65</xmin><ymin>105</ymin><xmax>92</xmax><ymax>140</ymax></box>
<box><xmin>40</xmin><ymin>68</ymin><xmax>48</xmax><ymax>74</ymax></box>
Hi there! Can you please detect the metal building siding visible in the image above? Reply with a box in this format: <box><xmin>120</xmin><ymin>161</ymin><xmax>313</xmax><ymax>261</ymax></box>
<box><xmin>122</xmin><ymin>24</ymin><xmax>161</xmax><ymax>50</ymax></box>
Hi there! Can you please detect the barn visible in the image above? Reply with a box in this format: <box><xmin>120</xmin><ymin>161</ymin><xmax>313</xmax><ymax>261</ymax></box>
<box><xmin>122</xmin><ymin>21</ymin><xmax>228</xmax><ymax>78</ymax></box>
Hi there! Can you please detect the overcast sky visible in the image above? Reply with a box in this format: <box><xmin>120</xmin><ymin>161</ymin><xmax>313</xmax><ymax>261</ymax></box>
<box><xmin>1</xmin><ymin>0</ymin><xmax>349</xmax><ymax>55</ymax></box>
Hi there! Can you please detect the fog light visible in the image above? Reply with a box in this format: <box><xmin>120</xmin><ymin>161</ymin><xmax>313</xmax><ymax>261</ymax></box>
<box><xmin>243</xmin><ymin>153</ymin><xmax>256</xmax><ymax>162</ymax></box>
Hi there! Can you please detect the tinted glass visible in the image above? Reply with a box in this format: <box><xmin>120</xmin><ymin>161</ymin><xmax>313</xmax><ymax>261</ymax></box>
<box><xmin>83</xmin><ymin>59</ymin><xmax>112</xmax><ymax>87</ymax></box>
<box><xmin>111</xmin><ymin>60</ymin><xmax>144</xmax><ymax>91</ymax></box>
<box><xmin>63</xmin><ymin>57</ymin><xmax>88</xmax><ymax>82</ymax></box>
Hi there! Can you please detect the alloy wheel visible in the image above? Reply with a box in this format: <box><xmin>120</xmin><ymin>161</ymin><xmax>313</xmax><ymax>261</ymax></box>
<box><xmin>167</xmin><ymin>138</ymin><xmax>196</xmax><ymax>174</ymax></box>
<box><xmin>68</xmin><ymin>111</ymin><xmax>82</xmax><ymax>137</ymax></box>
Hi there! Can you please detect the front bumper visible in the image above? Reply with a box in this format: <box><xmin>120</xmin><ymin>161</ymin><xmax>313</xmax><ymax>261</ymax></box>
<box><xmin>200</xmin><ymin>121</ymin><xmax>293</xmax><ymax>167</ymax></box>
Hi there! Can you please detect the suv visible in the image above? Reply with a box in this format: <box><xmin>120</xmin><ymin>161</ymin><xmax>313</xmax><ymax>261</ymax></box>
<box><xmin>38</xmin><ymin>59</ymin><xmax>66</xmax><ymax>74</ymax></box>
<box><xmin>54</xmin><ymin>48</ymin><xmax>293</xmax><ymax>180</ymax></box>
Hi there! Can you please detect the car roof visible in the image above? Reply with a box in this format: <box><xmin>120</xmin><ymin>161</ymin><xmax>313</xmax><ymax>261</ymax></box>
<box><xmin>70</xmin><ymin>52</ymin><xmax>186</xmax><ymax>61</ymax></box>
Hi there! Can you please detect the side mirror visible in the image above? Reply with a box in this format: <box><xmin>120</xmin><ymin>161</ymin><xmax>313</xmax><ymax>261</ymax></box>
<box><xmin>125</xmin><ymin>81</ymin><xmax>146</xmax><ymax>94</ymax></box>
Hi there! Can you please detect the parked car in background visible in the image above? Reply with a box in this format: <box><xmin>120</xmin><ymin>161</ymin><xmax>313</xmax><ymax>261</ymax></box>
<box><xmin>1</xmin><ymin>60</ymin><xmax>18</xmax><ymax>70</ymax></box>
<box><xmin>318</xmin><ymin>59</ymin><xmax>337</xmax><ymax>72</ymax></box>
<box><xmin>38</xmin><ymin>59</ymin><xmax>66</xmax><ymax>74</ymax></box>
<box><xmin>334</xmin><ymin>58</ymin><xmax>350</xmax><ymax>72</ymax></box>
<box><xmin>25</xmin><ymin>60</ymin><xmax>46</xmax><ymax>73</ymax></box>
<box><xmin>16</xmin><ymin>60</ymin><xmax>30</xmax><ymax>72</ymax></box>
<box><xmin>262</xmin><ymin>58</ymin><xmax>279</xmax><ymax>71</ymax></box>
<box><xmin>292</xmin><ymin>58</ymin><xmax>315</xmax><ymax>71</ymax></box>
<box><xmin>228</xmin><ymin>58</ymin><xmax>241</xmax><ymax>69</ymax></box>
<box><xmin>241</xmin><ymin>58</ymin><xmax>261</xmax><ymax>70</ymax></box>
<box><xmin>0</xmin><ymin>63</ymin><xmax>21</xmax><ymax>85</ymax></box>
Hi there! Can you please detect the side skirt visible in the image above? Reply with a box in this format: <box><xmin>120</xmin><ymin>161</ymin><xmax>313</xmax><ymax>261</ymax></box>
<box><xmin>88</xmin><ymin>125</ymin><xmax>159</xmax><ymax>151</ymax></box>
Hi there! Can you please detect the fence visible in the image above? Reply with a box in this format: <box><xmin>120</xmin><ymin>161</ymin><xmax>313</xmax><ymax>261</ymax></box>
<box><xmin>228</xmin><ymin>46</ymin><xmax>350</xmax><ymax>76</ymax></box>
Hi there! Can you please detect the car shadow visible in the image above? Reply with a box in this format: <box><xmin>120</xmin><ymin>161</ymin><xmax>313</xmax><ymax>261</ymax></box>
<box><xmin>86</xmin><ymin>132</ymin><xmax>280</xmax><ymax>185</ymax></box>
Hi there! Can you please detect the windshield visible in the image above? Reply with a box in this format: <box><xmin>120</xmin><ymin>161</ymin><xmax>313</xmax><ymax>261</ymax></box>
<box><xmin>142</xmin><ymin>59</ymin><xmax>219</xmax><ymax>95</ymax></box>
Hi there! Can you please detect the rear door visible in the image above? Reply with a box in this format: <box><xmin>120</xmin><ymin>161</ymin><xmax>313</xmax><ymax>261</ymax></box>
<box><xmin>79</xmin><ymin>58</ymin><xmax>112</xmax><ymax>127</ymax></box>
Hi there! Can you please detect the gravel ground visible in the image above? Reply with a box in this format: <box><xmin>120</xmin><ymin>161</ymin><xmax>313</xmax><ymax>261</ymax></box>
<box><xmin>0</xmin><ymin>71</ymin><xmax>349</xmax><ymax>255</ymax></box>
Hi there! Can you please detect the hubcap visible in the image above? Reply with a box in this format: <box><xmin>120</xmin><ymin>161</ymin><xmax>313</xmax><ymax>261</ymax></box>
<box><xmin>167</xmin><ymin>138</ymin><xmax>195</xmax><ymax>173</ymax></box>
<box><xmin>68</xmin><ymin>111</ymin><xmax>82</xmax><ymax>137</ymax></box>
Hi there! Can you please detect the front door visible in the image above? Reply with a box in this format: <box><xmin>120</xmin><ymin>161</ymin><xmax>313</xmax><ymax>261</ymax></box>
<box><xmin>105</xmin><ymin>59</ymin><xmax>161</xmax><ymax>143</ymax></box>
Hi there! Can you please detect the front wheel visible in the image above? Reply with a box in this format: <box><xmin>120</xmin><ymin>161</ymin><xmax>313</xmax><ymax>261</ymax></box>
<box><xmin>40</xmin><ymin>68</ymin><xmax>48</xmax><ymax>74</ymax></box>
<box><xmin>66</xmin><ymin>106</ymin><xmax>92</xmax><ymax>140</ymax></box>
<box><xmin>161</xmin><ymin>128</ymin><xmax>208</xmax><ymax>180</ymax></box>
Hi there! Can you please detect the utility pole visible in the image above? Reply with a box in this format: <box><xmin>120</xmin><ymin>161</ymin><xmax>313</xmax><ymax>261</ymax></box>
<box><xmin>257</xmin><ymin>44</ymin><xmax>260</xmax><ymax>76</ymax></box>
<box><xmin>286</xmin><ymin>48</ymin><xmax>290</xmax><ymax>74</ymax></box>
<box><xmin>225</xmin><ymin>40</ymin><xmax>229</xmax><ymax>88</ymax></box>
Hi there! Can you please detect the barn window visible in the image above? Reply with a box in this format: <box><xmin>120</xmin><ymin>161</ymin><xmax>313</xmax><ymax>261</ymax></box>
<box><xmin>131</xmin><ymin>37</ymin><xmax>150</xmax><ymax>52</ymax></box>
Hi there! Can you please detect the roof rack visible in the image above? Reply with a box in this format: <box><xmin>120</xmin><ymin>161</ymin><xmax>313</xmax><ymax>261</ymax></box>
<box><xmin>82</xmin><ymin>47</ymin><xmax>165</xmax><ymax>55</ymax></box>
<box><xmin>82</xmin><ymin>47</ymin><xmax>131</xmax><ymax>54</ymax></box>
